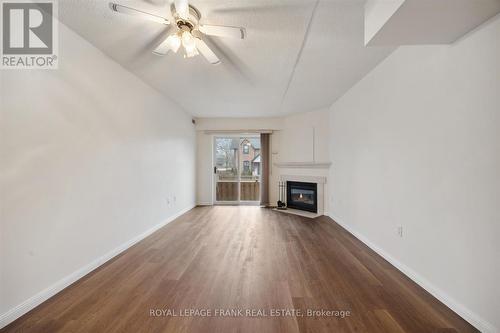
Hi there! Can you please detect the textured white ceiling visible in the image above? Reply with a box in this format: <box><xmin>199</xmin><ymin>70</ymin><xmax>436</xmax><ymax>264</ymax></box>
<box><xmin>59</xmin><ymin>0</ymin><xmax>394</xmax><ymax>117</ymax></box>
<box><xmin>366</xmin><ymin>0</ymin><xmax>500</xmax><ymax>45</ymax></box>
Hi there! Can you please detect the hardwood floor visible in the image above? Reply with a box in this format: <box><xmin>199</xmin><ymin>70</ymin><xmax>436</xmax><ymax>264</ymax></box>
<box><xmin>2</xmin><ymin>206</ymin><xmax>477</xmax><ymax>332</ymax></box>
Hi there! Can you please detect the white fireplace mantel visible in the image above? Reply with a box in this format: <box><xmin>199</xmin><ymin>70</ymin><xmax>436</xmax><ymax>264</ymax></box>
<box><xmin>279</xmin><ymin>174</ymin><xmax>327</xmax><ymax>184</ymax></box>
<box><xmin>274</xmin><ymin>162</ymin><xmax>331</xmax><ymax>169</ymax></box>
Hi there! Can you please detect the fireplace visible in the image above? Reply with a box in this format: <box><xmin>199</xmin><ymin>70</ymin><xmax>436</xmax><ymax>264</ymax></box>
<box><xmin>286</xmin><ymin>181</ymin><xmax>318</xmax><ymax>213</ymax></box>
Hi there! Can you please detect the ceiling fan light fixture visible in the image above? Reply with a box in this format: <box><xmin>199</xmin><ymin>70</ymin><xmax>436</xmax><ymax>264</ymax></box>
<box><xmin>167</xmin><ymin>34</ymin><xmax>181</xmax><ymax>53</ymax></box>
<box><xmin>181</xmin><ymin>31</ymin><xmax>196</xmax><ymax>49</ymax></box>
<box><xmin>180</xmin><ymin>30</ymin><xmax>199</xmax><ymax>58</ymax></box>
<box><xmin>184</xmin><ymin>45</ymin><xmax>199</xmax><ymax>58</ymax></box>
<box><xmin>109</xmin><ymin>1</ymin><xmax>245</xmax><ymax>65</ymax></box>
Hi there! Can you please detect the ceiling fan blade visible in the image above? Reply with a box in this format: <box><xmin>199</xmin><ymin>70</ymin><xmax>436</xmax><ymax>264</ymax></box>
<box><xmin>199</xmin><ymin>25</ymin><xmax>246</xmax><ymax>39</ymax></box>
<box><xmin>194</xmin><ymin>38</ymin><xmax>221</xmax><ymax>65</ymax></box>
<box><xmin>109</xmin><ymin>3</ymin><xmax>170</xmax><ymax>25</ymax></box>
<box><xmin>174</xmin><ymin>0</ymin><xmax>189</xmax><ymax>19</ymax></box>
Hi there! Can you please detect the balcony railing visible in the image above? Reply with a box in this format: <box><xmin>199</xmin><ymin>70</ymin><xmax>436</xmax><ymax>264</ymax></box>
<box><xmin>216</xmin><ymin>179</ymin><xmax>260</xmax><ymax>202</ymax></box>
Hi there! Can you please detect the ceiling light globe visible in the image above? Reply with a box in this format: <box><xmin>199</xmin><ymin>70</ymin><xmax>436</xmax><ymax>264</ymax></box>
<box><xmin>167</xmin><ymin>34</ymin><xmax>181</xmax><ymax>53</ymax></box>
<box><xmin>185</xmin><ymin>45</ymin><xmax>199</xmax><ymax>58</ymax></box>
<box><xmin>181</xmin><ymin>31</ymin><xmax>196</xmax><ymax>49</ymax></box>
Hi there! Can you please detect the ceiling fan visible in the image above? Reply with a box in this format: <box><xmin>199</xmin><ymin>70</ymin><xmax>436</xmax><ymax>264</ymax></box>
<box><xmin>109</xmin><ymin>0</ymin><xmax>246</xmax><ymax>65</ymax></box>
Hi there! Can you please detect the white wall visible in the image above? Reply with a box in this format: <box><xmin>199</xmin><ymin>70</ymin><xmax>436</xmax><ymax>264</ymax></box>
<box><xmin>328</xmin><ymin>15</ymin><xmax>500</xmax><ymax>332</ymax></box>
<box><xmin>0</xmin><ymin>23</ymin><xmax>196</xmax><ymax>325</ymax></box>
<box><xmin>195</xmin><ymin>109</ymin><xmax>331</xmax><ymax>208</ymax></box>
<box><xmin>196</xmin><ymin>132</ymin><xmax>213</xmax><ymax>205</ymax></box>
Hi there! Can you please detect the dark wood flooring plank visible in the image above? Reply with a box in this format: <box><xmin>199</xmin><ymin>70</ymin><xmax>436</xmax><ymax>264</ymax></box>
<box><xmin>1</xmin><ymin>206</ymin><xmax>478</xmax><ymax>333</ymax></box>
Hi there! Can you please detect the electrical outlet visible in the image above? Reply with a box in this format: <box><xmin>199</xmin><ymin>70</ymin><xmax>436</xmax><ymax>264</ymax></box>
<box><xmin>397</xmin><ymin>226</ymin><xmax>403</xmax><ymax>238</ymax></box>
<box><xmin>173</xmin><ymin>195</ymin><xmax>176</xmax><ymax>203</ymax></box>
<box><xmin>166</xmin><ymin>197</ymin><xmax>170</xmax><ymax>206</ymax></box>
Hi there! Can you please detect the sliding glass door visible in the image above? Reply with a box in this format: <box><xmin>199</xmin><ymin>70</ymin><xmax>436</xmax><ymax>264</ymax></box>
<box><xmin>238</xmin><ymin>137</ymin><xmax>260</xmax><ymax>202</ymax></box>
<box><xmin>214</xmin><ymin>135</ymin><xmax>261</xmax><ymax>204</ymax></box>
<box><xmin>214</xmin><ymin>137</ymin><xmax>239</xmax><ymax>203</ymax></box>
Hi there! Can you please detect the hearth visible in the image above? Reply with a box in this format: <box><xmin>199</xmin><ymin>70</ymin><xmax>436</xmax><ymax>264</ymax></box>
<box><xmin>286</xmin><ymin>181</ymin><xmax>318</xmax><ymax>213</ymax></box>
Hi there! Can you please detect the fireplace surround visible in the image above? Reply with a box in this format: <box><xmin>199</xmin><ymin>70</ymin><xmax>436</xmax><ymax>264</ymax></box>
<box><xmin>286</xmin><ymin>181</ymin><xmax>318</xmax><ymax>213</ymax></box>
<box><xmin>279</xmin><ymin>175</ymin><xmax>327</xmax><ymax>216</ymax></box>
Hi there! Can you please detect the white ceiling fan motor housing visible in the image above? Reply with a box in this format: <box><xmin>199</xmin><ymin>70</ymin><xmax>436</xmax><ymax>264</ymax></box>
<box><xmin>171</xmin><ymin>4</ymin><xmax>201</xmax><ymax>32</ymax></box>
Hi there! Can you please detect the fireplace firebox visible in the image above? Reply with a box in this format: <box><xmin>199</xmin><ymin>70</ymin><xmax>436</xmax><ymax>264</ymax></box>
<box><xmin>286</xmin><ymin>181</ymin><xmax>318</xmax><ymax>213</ymax></box>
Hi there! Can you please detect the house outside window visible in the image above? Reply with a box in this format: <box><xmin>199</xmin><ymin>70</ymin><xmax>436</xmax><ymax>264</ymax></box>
<box><xmin>243</xmin><ymin>161</ymin><xmax>250</xmax><ymax>174</ymax></box>
<box><xmin>239</xmin><ymin>138</ymin><xmax>260</xmax><ymax>179</ymax></box>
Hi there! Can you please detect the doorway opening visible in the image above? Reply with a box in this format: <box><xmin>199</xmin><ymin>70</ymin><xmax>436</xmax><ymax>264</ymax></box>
<box><xmin>213</xmin><ymin>135</ymin><xmax>261</xmax><ymax>204</ymax></box>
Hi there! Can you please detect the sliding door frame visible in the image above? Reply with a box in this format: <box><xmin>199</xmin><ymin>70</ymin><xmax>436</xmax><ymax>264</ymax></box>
<box><xmin>213</xmin><ymin>134</ymin><xmax>261</xmax><ymax>205</ymax></box>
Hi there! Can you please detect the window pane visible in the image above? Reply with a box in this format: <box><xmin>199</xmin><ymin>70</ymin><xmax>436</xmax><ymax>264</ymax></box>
<box><xmin>215</xmin><ymin>138</ymin><xmax>238</xmax><ymax>201</ymax></box>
